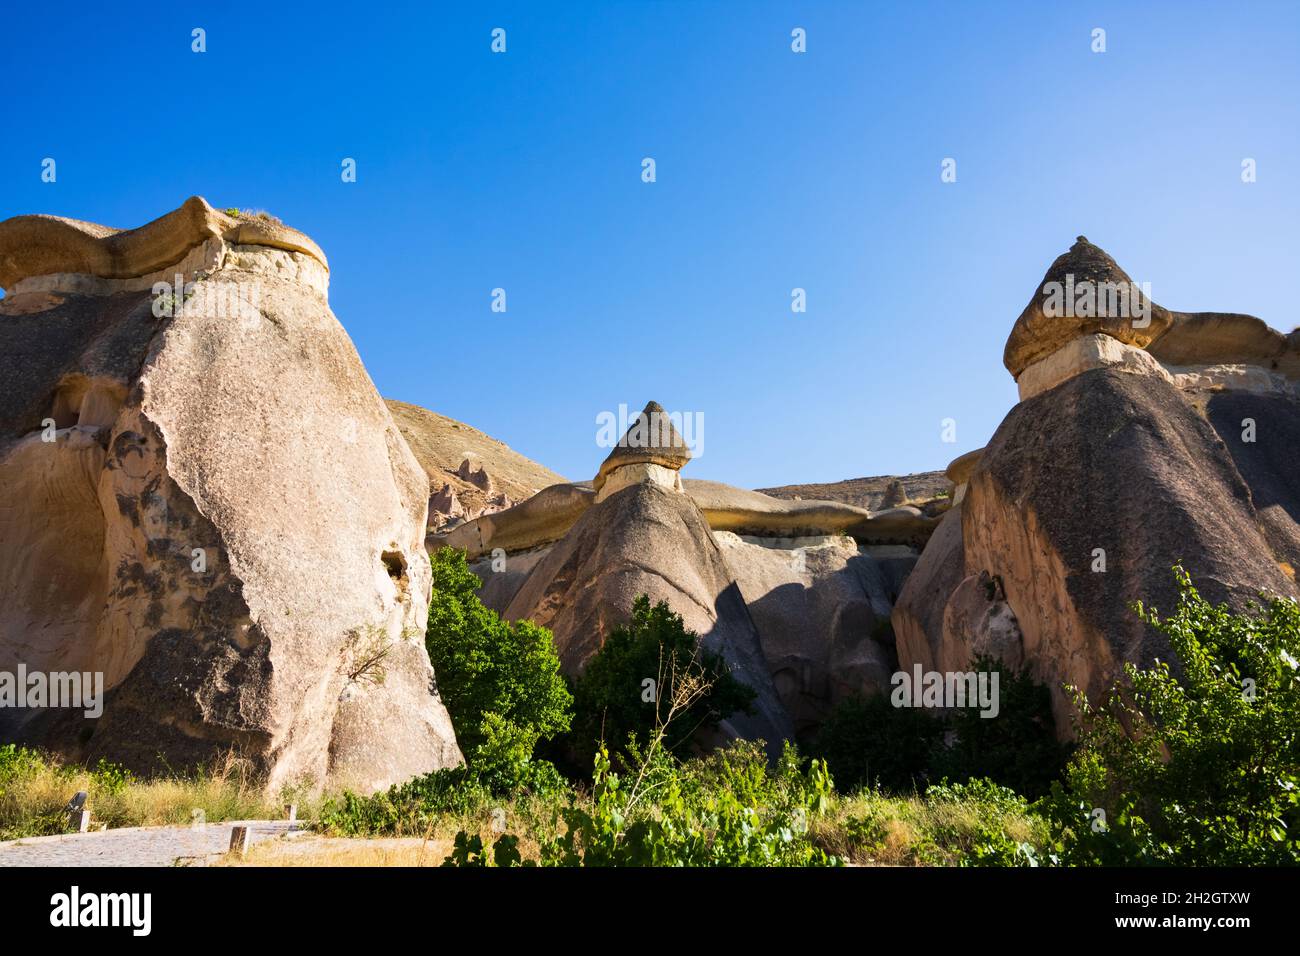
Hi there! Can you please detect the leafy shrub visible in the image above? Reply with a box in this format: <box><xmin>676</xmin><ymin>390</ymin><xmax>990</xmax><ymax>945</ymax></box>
<box><xmin>932</xmin><ymin>656</ymin><xmax>1069</xmax><ymax>799</ymax></box>
<box><xmin>568</xmin><ymin>595</ymin><xmax>755</xmax><ymax>766</ymax></box>
<box><xmin>813</xmin><ymin>693</ymin><xmax>944</xmax><ymax>793</ymax></box>
<box><xmin>425</xmin><ymin>548</ymin><xmax>572</xmax><ymax>791</ymax></box>
<box><xmin>813</xmin><ymin>659</ymin><xmax>1065</xmax><ymax>798</ymax></box>
<box><xmin>448</xmin><ymin>741</ymin><xmax>840</xmax><ymax>867</ymax></box>
<box><xmin>924</xmin><ymin>778</ymin><xmax>1043</xmax><ymax>866</ymax></box>
<box><xmin>447</xmin><ymin>640</ymin><xmax>836</xmax><ymax>867</ymax></box>
<box><xmin>1042</xmin><ymin>566</ymin><xmax>1300</xmax><ymax>865</ymax></box>
<box><xmin>317</xmin><ymin>766</ymin><xmax>494</xmax><ymax>836</ymax></box>
<box><xmin>0</xmin><ymin>744</ymin><xmax>43</xmax><ymax>785</ymax></box>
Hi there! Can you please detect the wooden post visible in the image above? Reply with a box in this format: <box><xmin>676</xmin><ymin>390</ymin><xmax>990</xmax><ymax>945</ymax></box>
<box><xmin>65</xmin><ymin>790</ymin><xmax>88</xmax><ymax>832</ymax></box>
<box><xmin>229</xmin><ymin>825</ymin><xmax>251</xmax><ymax>857</ymax></box>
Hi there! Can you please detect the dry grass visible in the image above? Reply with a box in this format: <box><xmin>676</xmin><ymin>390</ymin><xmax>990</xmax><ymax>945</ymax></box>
<box><xmin>0</xmin><ymin>748</ymin><xmax>317</xmax><ymax>841</ymax></box>
<box><xmin>220</xmin><ymin>207</ymin><xmax>282</xmax><ymax>224</ymax></box>
<box><xmin>3</xmin><ymin>746</ymin><xmax>1045</xmax><ymax>866</ymax></box>
<box><xmin>231</xmin><ymin>787</ymin><xmax>1045</xmax><ymax>867</ymax></box>
<box><xmin>216</xmin><ymin>835</ymin><xmax>454</xmax><ymax>867</ymax></box>
<box><xmin>229</xmin><ymin>208</ymin><xmax>282</xmax><ymax>225</ymax></box>
<box><xmin>812</xmin><ymin>790</ymin><xmax>1045</xmax><ymax>866</ymax></box>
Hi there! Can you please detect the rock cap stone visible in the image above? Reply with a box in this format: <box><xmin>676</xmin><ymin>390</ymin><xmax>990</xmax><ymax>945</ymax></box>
<box><xmin>944</xmin><ymin>448</ymin><xmax>984</xmax><ymax>486</ymax></box>
<box><xmin>1003</xmin><ymin>236</ymin><xmax>1171</xmax><ymax>377</ymax></box>
<box><xmin>594</xmin><ymin>401</ymin><xmax>693</xmax><ymax>491</ymax></box>
<box><xmin>0</xmin><ymin>195</ymin><xmax>327</xmax><ymax>290</ymax></box>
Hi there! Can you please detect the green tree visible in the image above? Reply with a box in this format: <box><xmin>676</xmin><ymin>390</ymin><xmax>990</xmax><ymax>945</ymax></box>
<box><xmin>569</xmin><ymin>596</ymin><xmax>755</xmax><ymax>765</ymax></box>
<box><xmin>1043</xmin><ymin>566</ymin><xmax>1300</xmax><ymax>865</ymax></box>
<box><xmin>933</xmin><ymin>656</ymin><xmax>1069</xmax><ymax>800</ymax></box>
<box><xmin>425</xmin><ymin>548</ymin><xmax>572</xmax><ymax>790</ymax></box>
<box><xmin>814</xmin><ymin>658</ymin><xmax>1065</xmax><ymax>798</ymax></box>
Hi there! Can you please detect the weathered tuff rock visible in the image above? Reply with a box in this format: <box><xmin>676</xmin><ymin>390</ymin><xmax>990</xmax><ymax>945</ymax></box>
<box><xmin>497</xmin><ymin>407</ymin><xmax>791</xmax><ymax>747</ymax></box>
<box><xmin>1003</xmin><ymin>236</ymin><xmax>1173</xmax><ymax>377</ymax></box>
<box><xmin>1006</xmin><ymin>235</ymin><xmax>1299</xmax><ymax>383</ymax></box>
<box><xmin>758</xmin><ymin>471</ymin><xmax>951</xmax><ymax>512</ymax></box>
<box><xmin>437</xmin><ymin>476</ymin><xmax>941</xmax><ymax>561</ymax></box>
<box><xmin>1016</xmin><ymin>333</ymin><xmax>1175</xmax><ymax>402</ymax></box>
<box><xmin>453</xmin><ymin>403</ymin><xmax>926</xmax><ymax>748</ymax></box>
<box><xmin>429</xmin><ymin>483</ymin><xmax>466</xmax><ymax>523</ymax></box>
<box><xmin>879</xmin><ymin>479</ymin><xmax>907</xmax><ymax>509</ymax></box>
<box><xmin>0</xmin><ymin>198</ymin><xmax>461</xmax><ymax>791</ymax></box>
<box><xmin>899</xmin><ymin>238</ymin><xmax>1300</xmax><ymax>735</ymax></box>
<box><xmin>962</xmin><ymin>370</ymin><xmax>1296</xmax><ymax>728</ymax></box>
<box><xmin>438</xmin><ymin>481</ymin><xmax>596</xmax><ymax>557</ymax></box>
<box><xmin>593</xmin><ymin>400</ymin><xmax>692</xmax><ymax>494</ymax></box>
<box><xmin>712</xmin><ymin>533</ymin><xmax>903</xmax><ymax>736</ymax></box>
<box><xmin>385</xmin><ymin>398</ymin><xmax>565</xmax><ymax>530</ymax></box>
<box><xmin>503</xmin><ymin>481</ymin><xmax>796</xmax><ymax>751</ymax></box>
<box><xmin>1148</xmin><ymin>311</ymin><xmax>1292</xmax><ymax>369</ymax></box>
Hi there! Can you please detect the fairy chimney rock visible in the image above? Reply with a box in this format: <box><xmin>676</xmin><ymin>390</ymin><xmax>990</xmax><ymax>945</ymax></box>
<box><xmin>593</xmin><ymin>401</ymin><xmax>693</xmax><ymax>502</ymax></box>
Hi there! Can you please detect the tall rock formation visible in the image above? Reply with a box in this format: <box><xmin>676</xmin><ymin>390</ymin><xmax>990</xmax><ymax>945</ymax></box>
<box><xmin>895</xmin><ymin>236</ymin><xmax>1300</xmax><ymax>732</ymax></box>
<box><xmin>451</xmin><ymin>401</ymin><xmax>934</xmax><ymax>744</ymax></box>
<box><xmin>0</xmin><ymin>197</ymin><xmax>461</xmax><ymax>791</ymax></box>
<box><xmin>501</xmin><ymin>402</ymin><xmax>795</xmax><ymax>749</ymax></box>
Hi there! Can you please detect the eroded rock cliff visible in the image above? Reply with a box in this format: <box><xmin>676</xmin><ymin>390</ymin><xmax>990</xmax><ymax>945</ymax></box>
<box><xmin>0</xmin><ymin>198</ymin><xmax>461</xmax><ymax>791</ymax></box>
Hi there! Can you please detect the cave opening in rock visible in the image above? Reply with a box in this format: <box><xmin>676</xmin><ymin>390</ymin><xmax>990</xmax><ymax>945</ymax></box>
<box><xmin>381</xmin><ymin>550</ymin><xmax>409</xmax><ymax>602</ymax></box>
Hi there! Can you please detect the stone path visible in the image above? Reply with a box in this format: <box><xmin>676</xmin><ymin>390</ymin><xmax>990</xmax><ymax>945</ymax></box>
<box><xmin>0</xmin><ymin>820</ymin><xmax>298</xmax><ymax>867</ymax></box>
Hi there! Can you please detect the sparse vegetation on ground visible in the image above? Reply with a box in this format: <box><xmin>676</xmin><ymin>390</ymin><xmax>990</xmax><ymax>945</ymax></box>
<box><xmin>3</xmin><ymin>567</ymin><xmax>1293</xmax><ymax>867</ymax></box>
<box><xmin>0</xmin><ymin>747</ymin><xmax>312</xmax><ymax>842</ymax></box>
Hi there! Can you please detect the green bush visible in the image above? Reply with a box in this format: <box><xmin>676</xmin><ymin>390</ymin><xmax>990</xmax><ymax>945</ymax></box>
<box><xmin>425</xmin><ymin>548</ymin><xmax>572</xmax><ymax>791</ymax></box>
<box><xmin>568</xmin><ymin>595</ymin><xmax>755</xmax><ymax>767</ymax></box>
<box><xmin>812</xmin><ymin>693</ymin><xmax>945</xmax><ymax>793</ymax></box>
<box><xmin>448</xmin><ymin>740</ymin><xmax>841</xmax><ymax>867</ymax></box>
<box><xmin>0</xmin><ymin>744</ymin><xmax>43</xmax><ymax>785</ymax></box>
<box><xmin>924</xmin><ymin>778</ymin><xmax>1044</xmax><ymax>867</ymax></box>
<box><xmin>932</xmin><ymin>656</ymin><xmax>1069</xmax><ymax>799</ymax></box>
<box><xmin>1042</xmin><ymin>566</ymin><xmax>1300</xmax><ymax>865</ymax></box>
<box><xmin>813</xmin><ymin>658</ymin><xmax>1065</xmax><ymax>798</ymax></box>
<box><xmin>317</xmin><ymin>766</ymin><xmax>494</xmax><ymax>836</ymax></box>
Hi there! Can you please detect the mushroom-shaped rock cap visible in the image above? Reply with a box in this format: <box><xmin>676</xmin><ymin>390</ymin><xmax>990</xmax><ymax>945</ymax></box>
<box><xmin>0</xmin><ymin>195</ymin><xmax>327</xmax><ymax>289</ymax></box>
<box><xmin>944</xmin><ymin>447</ymin><xmax>984</xmax><ymax>486</ymax></box>
<box><xmin>1003</xmin><ymin>236</ymin><xmax>1172</xmax><ymax>377</ymax></box>
<box><xmin>594</xmin><ymin>401</ymin><xmax>693</xmax><ymax>491</ymax></box>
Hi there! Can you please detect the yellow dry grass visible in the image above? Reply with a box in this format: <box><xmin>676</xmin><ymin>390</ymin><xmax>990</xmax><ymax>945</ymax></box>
<box><xmin>0</xmin><ymin>749</ymin><xmax>315</xmax><ymax>840</ymax></box>
<box><xmin>216</xmin><ymin>835</ymin><xmax>454</xmax><ymax>867</ymax></box>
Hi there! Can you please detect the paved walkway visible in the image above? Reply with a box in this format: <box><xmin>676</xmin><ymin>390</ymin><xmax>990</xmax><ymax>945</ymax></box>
<box><xmin>0</xmin><ymin>820</ymin><xmax>298</xmax><ymax>867</ymax></box>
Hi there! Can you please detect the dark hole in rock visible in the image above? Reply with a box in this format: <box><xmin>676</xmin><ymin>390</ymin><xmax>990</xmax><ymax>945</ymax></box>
<box><xmin>381</xmin><ymin>550</ymin><xmax>407</xmax><ymax>582</ymax></box>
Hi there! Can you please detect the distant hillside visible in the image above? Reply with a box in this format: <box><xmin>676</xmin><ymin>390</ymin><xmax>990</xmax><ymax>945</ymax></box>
<box><xmin>758</xmin><ymin>471</ymin><xmax>951</xmax><ymax>512</ymax></box>
<box><xmin>385</xmin><ymin>399</ymin><xmax>567</xmax><ymax>521</ymax></box>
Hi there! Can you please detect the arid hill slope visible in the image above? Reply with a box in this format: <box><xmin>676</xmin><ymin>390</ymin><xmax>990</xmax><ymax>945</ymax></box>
<box><xmin>759</xmin><ymin>471</ymin><xmax>950</xmax><ymax>511</ymax></box>
<box><xmin>385</xmin><ymin>399</ymin><xmax>567</xmax><ymax>522</ymax></box>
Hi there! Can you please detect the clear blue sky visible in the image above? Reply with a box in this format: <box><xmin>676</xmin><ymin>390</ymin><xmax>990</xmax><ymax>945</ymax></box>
<box><xmin>3</xmin><ymin>1</ymin><xmax>1297</xmax><ymax>488</ymax></box>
